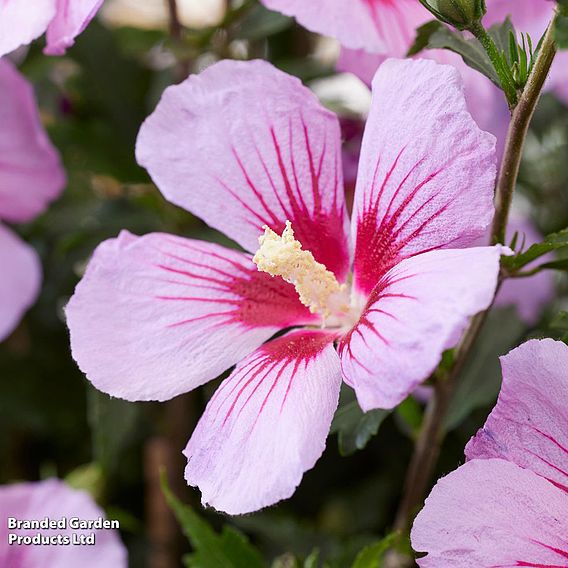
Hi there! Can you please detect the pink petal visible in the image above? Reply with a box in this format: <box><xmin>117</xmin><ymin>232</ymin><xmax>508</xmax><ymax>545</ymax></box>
<box><xmin>484</xmin><ymin>0</ymin><xmax>552</xmax><ymax>31</ymax></box>
<box><xmin>136</xmin><ymin>59</ymin><xmax>350</xmax><ymax>281</ymax></box>
<box><xmin>351</xmin><ymin>58</ymin><xmax>496</xmax><ymax>296</ymax></box>
<box><xmin>338</xmin><ymin>49</ymin><xmax>508</xmax><ymax>154</ymax></box>
<box><xmin>261</xmin><ymin>0</ymin><xmax>430</xmax><ymax>54</ymax></box>
<box><xmin>0</xmin><ymin>479</ymin><xmax>127</xmax><ymax>567</ymax></box>
<box><xmin>431</xmin><ymin>50</ymin><xmax>509</xmax><ymax>160</ymax></box>
<box><xmin>0</xmin><ymin>224</ymin><xmax>41</xmax><ymax>342</ymax></box>
<box><xmin>550</xmin><ymin>54</ymin><xmax>568</xmax><ymax>106</ymax></box>
<box><xmin>466</xmin><ymin>339</ymin><xmax>568</xmax><ymax>493</ymax></box>
<box><xmin>411</xmin><ymin>458</ymin><xmax>568</xmax><ymax>567</ymax></box>
<box><xmin>66</xmin><ymin>231</ymin><xmax>317</xmax><ymax>402</ymax></box>
<box><xmin>493</xmin><ymin>216</ymin><xmax>555</xmax><ymax>324</ymax></box>
<box><xmin>184</xmin><ymin>329</ymin><xmax>341</xmax><ymax>515</ymax></box>
<box><xmin>45</xmin><ymin>0</ymin><xmax>104</xmax><ymax>55</ymax></box>
<box><xmin>0</xmin><ymin>60</ymin><xmax>65</xmax><ymax>223</ymax></box>
<box><xmin>340</xmin><ymin>247</ymin><xmax>502</xmax><ymax>410</ymax></box>
<box><xmin>0</xmin><ymin>0</ymin><xmax>56</xmax><ymax>57</ymax></box>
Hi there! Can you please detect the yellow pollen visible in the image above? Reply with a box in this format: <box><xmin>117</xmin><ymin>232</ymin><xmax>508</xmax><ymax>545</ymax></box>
<box><xmin>253</xmin><ymin>221</ymin><xmax>348</xmax><ymax>319</ymax></box>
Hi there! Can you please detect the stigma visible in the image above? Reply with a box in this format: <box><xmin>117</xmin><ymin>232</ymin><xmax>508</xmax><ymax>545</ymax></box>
<box><xmin>253</xmin><ymin>221</ymin><xmax>349</xmax><ymax>320</ymax></box>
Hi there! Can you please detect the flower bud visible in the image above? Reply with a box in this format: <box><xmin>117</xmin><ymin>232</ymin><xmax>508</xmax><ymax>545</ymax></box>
<box><xmin>420</xmin><ymin>0</ymin><xmax>486</xmax><ymax>30</ymax></box>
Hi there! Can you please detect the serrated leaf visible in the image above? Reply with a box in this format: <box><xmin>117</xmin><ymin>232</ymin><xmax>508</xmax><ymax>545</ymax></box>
<box><xmin>351</xmin><ymin>533</ymin><xmax>397</xmax><ymax>568</ymax></box>
<box><xmin>161</xmin><ymin>473</ymin><xmax>265</xmax><ymax>568</ymax></box>
<box><xmin>331</xmin><ymin>399</ymin><xmax>390</xmax><ymax>456</ymax></box>
<box><xmin>502</xmin><ymin>227</ymin><xmax>568</xmax><ymax>271</ymax></box>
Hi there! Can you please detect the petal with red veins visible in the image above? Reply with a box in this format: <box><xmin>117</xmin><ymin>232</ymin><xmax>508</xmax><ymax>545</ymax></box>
<box><xmin>66</xmin><ymin>231</ymin><xmax>317</xmax><ymax>402</ymax></box>
<box><xmin>0</xmin><ymin>479</ymin><xmax>127</xmax><ymax>566</ymax></box>
<box><xmin>44</xmin><ymin>0</ymin><xmax>104</xmax><ymax>55</ymax></box>
<box><xmin>0</xmin><ymin>224</ymin><xmax>41</xmax><ymax>342</ymax></box>
<box><xmin>351</xmin><ymin>58</ymin><xmax>496</xmax><ymax>296</ymax></box>
<box><xmin>466</xmin><ymin>339</ymin><xmax>568</xmax><ymax>493</ymax></box>
<box><xmin>411</xmin><ymin>459</ymin><xmax>568</xmax><ymax>567</ymax></box>
<box><xmin>260</xmin><ymin>0</ymin><xmax>429</xmax><ymax>54</ymax></box>
<box><xmin>184</xmin><ymin>329</ymin><xmax>341</xmax><ymax>515</ymax></box>
<box><xmin>340</xmin><ymin>247</ymin><xmax>501</xmax><ymax>410</ymax></box>
<box><xmin>0</xmin><ymin>0</ymin><xmax>55</xmax><ymax>57</ymax></box>
<box><xmin>136</xmin><ymin>59</ymin><xmax>350</xmax><ymax>281</ymax></box>
<box><xmin>0</xmin><ymin>60</ymin><xmax>65</xmax><ymax>223</ymax></box>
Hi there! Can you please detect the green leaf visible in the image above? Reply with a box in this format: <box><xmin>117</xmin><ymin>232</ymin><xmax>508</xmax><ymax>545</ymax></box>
<box><xmin>445</xmin><ymin>308</ymin><xmax>524</xmax><ymax>430</ymax></box>
<box><xmin>538</xmin><ymin>257</ymin><xmax>568</xmax><ymax>271</ymax></box>
<box><xmin>161</xmin><ymin>473</ymin><xmax>265</xmax><ymax>568</ymax></box>
<box><xmin>408</xmin><ymin>20</ymin><xmax>498</xmax><ymax>86</ymax></box>
<box><xmin>502</xmin><ymin>227</ymin><xmax>568</xmax><ymax>271</ymax></box>
<box><xmin>351</xmin><ymin>534</ymin><xmax>397</xmax><ymax>568</ymax></box>
<box><xmin>407</xmin><ymin>18</ymin><xmax>526</xmax><ymax>91</ymax></box>
<box><xmin>407</xmin><ymin>20</ymin><xmax>445</xmax><ymax>56</ymax></box>
<box><xmin>331</xmin><ymin>399</ymin><xmax>390</xmax><ymax>456</ymax></box>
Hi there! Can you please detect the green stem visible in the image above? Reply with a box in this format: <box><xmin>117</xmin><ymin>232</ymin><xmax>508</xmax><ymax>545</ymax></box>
<box><xmin>470</xmin><ymin>21</ymin><xmax>518</xmax><ymax>107</ymax></box>
<box><xmin>388</xmin><ymin>10</ymin><xmax>560</xmax><ymax>558</ymax></box>
<box><xmin>491</xmin><ymin>12</ymin><xmax>559</xmax><ymax>245</ymax></box>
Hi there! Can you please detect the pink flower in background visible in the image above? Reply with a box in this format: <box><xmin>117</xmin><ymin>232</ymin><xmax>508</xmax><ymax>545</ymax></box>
<box><xmin>0</xmin><ymin>0</ymin><xmax>103</xmax><ymax>57</ymax></box>
<box><xmin>67</xmin><ymin>57</ymin><xmax>503</xmax><ymax>514</ymax></box>
<box><xmin>0</xmin><ymin>479</ymin><xmax>127</xmax><ymax>567</ymax></box>
<box><xmin>0</xmin><ymin>59</ymin><xmax>65</xmax><ymax>341</ymax></box>
<box><xmin>411</xmin><ymin>339</ymin><xmax>568</xmax><ymax>566</ymax></box>
<box><xmin>260</xmin><ymin>0</ymin><xmax>430</xmax><ymax>54</ymax></box>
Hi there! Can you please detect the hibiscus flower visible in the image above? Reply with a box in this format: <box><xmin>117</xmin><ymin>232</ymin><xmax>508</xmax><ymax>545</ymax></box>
<box><xmin>0</xmin><ymin>60</ymin><xmax>65</xmax><ymax>341</ymax></box>
<box><xmin>0</xmin><ymin>479</ymin><xmax>127</xmax><ymax>566</ymax></box>
<box><xmin>0</xmin><ymin>0</ymin><xmax>103</xmax><ymax>57</ymax></box>
<box><xmin>67</xmin><ymin>57</ymin><xmax>504</xmax><ymax>514</ymax></box>
<box><xmin>411</xmin><ymin>338</ymin><xmax>568</xmax><ymax>566</ymax></box>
